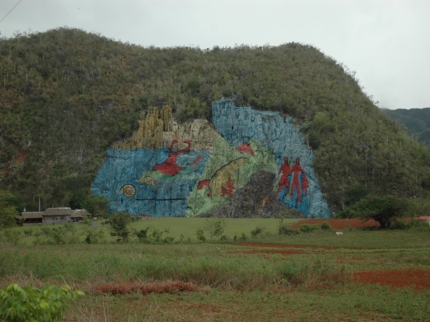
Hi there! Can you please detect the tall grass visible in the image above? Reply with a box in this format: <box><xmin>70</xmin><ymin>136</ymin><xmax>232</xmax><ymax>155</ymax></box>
<box><xmin>0</xmin><ymin>244</ymin><xmax>350</xmax><ymax>291</ymax></box>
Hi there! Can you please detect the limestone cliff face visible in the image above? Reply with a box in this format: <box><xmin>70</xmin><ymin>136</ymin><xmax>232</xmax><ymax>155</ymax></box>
<box><xmin>92</xmin><ymin>99</ymin><xmax>331</xmax><ymax>218</ymax></box>
<box><xmin>113</xmin><ymin>106</ymin><xmax>217</xmax><ymax>151</ymax></box>
<box><xmin>113</xmin><ymin>106</ymin><xmax>171</xmax><ymax>149</ymax></box>
<box><xmin>211</xmin><ymin>99</ymin><xmax>331</xmax><ymax>218</ymax></box>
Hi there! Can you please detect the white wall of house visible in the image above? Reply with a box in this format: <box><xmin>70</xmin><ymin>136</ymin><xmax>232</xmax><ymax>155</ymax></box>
<box><xmin>43</xmin><ymin>215</ymin><xmax>71</xmax><ymax>225</ymax></box>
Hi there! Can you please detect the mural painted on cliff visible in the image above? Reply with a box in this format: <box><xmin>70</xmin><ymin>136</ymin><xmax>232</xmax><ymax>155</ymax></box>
<box><xmin>92</xmin><ymin>99</ymin><xmax>331</xmax><ymax>218</ymax></box>
<box><xmin>211</xmin><ymin>99</ymin><xmax>330</xmax><ymax>218</ymax></box>
<box><xmin>92</xmin><ymin>143</ymin><xmax>210</xmax><ymax>217</ymax></box>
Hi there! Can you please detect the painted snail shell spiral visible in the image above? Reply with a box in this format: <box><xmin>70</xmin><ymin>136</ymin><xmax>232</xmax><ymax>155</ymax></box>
<box><xmin>121</xmin><ymin>184</ymin><xmax>136</xmax><ymax>197</ymax></box>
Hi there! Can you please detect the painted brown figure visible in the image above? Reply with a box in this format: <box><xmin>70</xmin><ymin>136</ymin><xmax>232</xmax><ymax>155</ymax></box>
<box><xmin>153</xmin><ymin>140</ymin><xmax>191</xmax><ymax>176</ymax></box>
<box><xmin>275</xmin><ymin>157</ymin><xmax>292</xmax><ymax>199</ymax></box>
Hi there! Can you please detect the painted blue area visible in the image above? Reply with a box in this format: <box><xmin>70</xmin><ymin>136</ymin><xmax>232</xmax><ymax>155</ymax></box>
<box><xmin>212</xmin><ymin>99</ymin><xmax>331</xmax><ymax>218</ymax></box>
<box><xmin>92</xmin><ymin>149</ymin><xmax>210</xmax><ymax>216</ymax></box>
<box><xmin>276</xmin><ymin>172</ymin><xmax>310</xmax><ymax>214</ymax></box>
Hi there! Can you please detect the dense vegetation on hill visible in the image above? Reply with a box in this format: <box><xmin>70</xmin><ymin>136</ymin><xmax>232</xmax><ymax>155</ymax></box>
<box><xmin>382</xmin><ymin>108</ymin><xmax>430</xmax><ymax>148</ymax></box>
<box><xmin>1</xmin><ymin>28</ymin><xmax>430</xmax><ymax>215</ymax></box>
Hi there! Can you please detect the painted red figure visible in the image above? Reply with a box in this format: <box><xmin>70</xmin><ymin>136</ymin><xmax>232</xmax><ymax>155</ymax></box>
<box><xmin>197</xmin><ymin>179</ymin><xmax>210</xmax><ymax>190</ymax></box>
<box><xmin>152</xmin><ymin>140</ymin><xmax>191</xmax><ymax>176</ymax></box>
<box><xmin>275</xmin><ymin>157</ymin><xmax>292</xmax><ymax>199</ymax></box>
<box><xmin>290</xmin><ymin>158</ymin><xmax>308</xmax><ymax>204</ymax></box>
<box><xmin>236</xmin><ymin>143</ymin><xmax>255</xmax><ymax>156</ymax></box>
<box><xmin>221</xmin><ymin>180</ymin><xmax>235</xmax><ymax>197</ymax></box>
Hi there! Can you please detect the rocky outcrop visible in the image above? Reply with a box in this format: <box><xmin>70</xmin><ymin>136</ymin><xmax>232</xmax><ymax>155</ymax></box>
<box><xmin>113</xmin><ymin>106</ymin><xmax>217</xmax><ymax>151</ymax></box>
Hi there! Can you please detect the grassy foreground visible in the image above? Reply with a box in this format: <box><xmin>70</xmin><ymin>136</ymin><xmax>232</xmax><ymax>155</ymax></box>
<box><xmin>1</xmin><ymin>219</ymin><xmax>430</xmax><ymax>321</ymax></box>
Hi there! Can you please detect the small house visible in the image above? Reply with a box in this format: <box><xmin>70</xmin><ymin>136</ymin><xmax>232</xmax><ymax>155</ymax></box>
<box><xmin>71</xmin><ymin>209</ymin><xmax>91</xmax><ymax>222</ymax></box>
<box><xmin>20</xmin><ymin>212</ymin><xmax>44</xmax><ymax>225</ymax></box>
<box><xmin>20</xmin><ymin>208</ymin><xmax>91</xmax><ymax>226</ymax></box>
<box><xmin>42</xmin><ymin>207</ymin><xmax>74</xmax><ymax>225</ymax></box>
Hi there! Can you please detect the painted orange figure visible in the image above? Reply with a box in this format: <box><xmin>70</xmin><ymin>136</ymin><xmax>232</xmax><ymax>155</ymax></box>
<box><xmin>290</xmin><ymin>158</ymin><xmax>308</xmax><ymax>204</ymax></box>
<box><xmin>153</xmin><ymin>140</ymin><xmax>191</xmax><ymax>176</ymax></box>
<box><xmin>275</xmin><ymin>157</ymin><xmax>292</xmax><ymax>199</ymax></box>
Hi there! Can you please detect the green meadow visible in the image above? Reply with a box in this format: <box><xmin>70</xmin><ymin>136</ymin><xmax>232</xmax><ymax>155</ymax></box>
<box><xmin>1</xmin><ymin>219</ymin><xmax>430</xmax><ymax>321</ymax></box>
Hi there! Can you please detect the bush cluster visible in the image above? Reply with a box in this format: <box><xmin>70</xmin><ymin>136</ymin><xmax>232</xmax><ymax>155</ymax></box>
<box><xmin>278</xmin><ymin>220</ymin><xmax>331</xmax><ymax>236</ymax></box>
<box><xmin>0</xmin><ymin>284</ymin><xmax>83</xmax><ymax>322</ymax></box>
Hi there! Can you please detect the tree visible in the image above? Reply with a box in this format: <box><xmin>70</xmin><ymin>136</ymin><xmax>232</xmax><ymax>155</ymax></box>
<box><xmin>109</xmin><ymin>213</ymin><xmax>131</xmax><ymax>242</ymax></box>
<box><xmin>203</xmin><ymin>219</ymin><xmax>226</xmax><ymax>240</ymax></box>
<box><xmin>351</xmin><ymin>194</ymin><xmax>408</xmax><ymax>229</ymax></box>
<box><xmin>0</xmin><ymin>190</ymin><xmax>19</xmax><ymax>228</ymax></box>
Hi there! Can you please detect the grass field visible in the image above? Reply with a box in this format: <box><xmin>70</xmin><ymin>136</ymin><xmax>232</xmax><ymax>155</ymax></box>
<box><xmin>1</xmin><ymin>219</ymin><xmax>430</xmax><ymax>321</ymax></box>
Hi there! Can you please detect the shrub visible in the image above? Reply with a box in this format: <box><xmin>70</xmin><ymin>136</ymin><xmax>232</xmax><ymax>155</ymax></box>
<box><xmin>33</xmin><ymin>223</ymin><xmax>79</xmax><ymax>245</ymax></box>
<box><xmin>278</xmin><ymin>219</ymin><xmax>300</xmax><ymax>236</ymax></box>
<box><xmin>196</xmin><ymin>229</ymin><xmax>206</xmax><ymax>242</ymax></box>
<box><xmin>109</xmin><ymin>213</ymin><xmax>132</xmax><ymax>242</ymax></box>
<box><xmin>203</xmin><ymin>219</ymin><xmax>226</xmax><ymax>240</ymax></box>
<box><xmin>299</xmin><ymin>224</ymin><xmax>318</xmax><ymax>233</ymax></box>
<box><xmin>135</xmin><ymin>226</ymin><xmax>173</xmax><ymax>244</ymax></box>
<box><xmin>391</xmin><ymin>220</ymin><xmax>408</xmax><ymax>230</ymax></box>
<box><xmin>407</xmin><ymin>219</ymin><xmax>430</xmax><ymax>230</ymax></box>
<box><xmin>250</xmin><ymin>226</ymin><xmax>265</xmax><ymax>237</ymax></box>
<box><xmin>84</xmin><ymin>229</ymin><xmax>105</xmax><ymax>244</ymax></box>
<box><xmin>320</xmin><ymin>222</ymin><xmax>331</xmax><ymax>230</ymax></box>
<box><xmin>23</xmin><ymin>228</ymin><xmax>33</xmax><ymax>236</ymax></box>
<box><xmin>135</xmin><ymin>227</ymin><xmax>151</xmax><ymax>242</ymax></box>
<box><xmin>3</xmin><ymin>229</ymin><xmax>22</xmax><ymax>245</ymax></box>
<box><xmin>0</xmin><ymin>284</ymin><xmax>83</xmax><ymax>322</ymax></box>
<box><xmin>83</xmin><ymin>216</ymin><xmax>92</xmax><ymax>226</ymax></box>
<box><xmin>278</xmin><ymin>226</ymin><xmax>300</xmax><ymax>236</ymax></box>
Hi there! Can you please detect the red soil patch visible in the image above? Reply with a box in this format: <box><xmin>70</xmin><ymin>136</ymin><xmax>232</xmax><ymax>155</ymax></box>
<box><xmin>237</xmin><ymin>242</ymin><xmax>339</xmax><ymax>250</ymax></box>
<box><xmin>93</xmin><ymin>281</ymin><xmax>205</xmax><ymax>295</ymax></box>
<box><xmin>292</xmin><ymin>218</ymin><xmax>379</xmax><ymax>229</ymax></box>
<box><xmin>227</xmin><ymin>249</ymin><xmax>305</xmax><ymax>256</ymax></box>
<box><xmin>353</xmin><ymin>269</ymin><xmax>430</xmax><ymax>289</ymax></box>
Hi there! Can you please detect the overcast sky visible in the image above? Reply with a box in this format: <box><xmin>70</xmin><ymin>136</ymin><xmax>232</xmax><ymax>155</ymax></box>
<box><xmin>1</xmin><ymin>0</ymin><xmax>429</xmax><ymax>110</ymax></box>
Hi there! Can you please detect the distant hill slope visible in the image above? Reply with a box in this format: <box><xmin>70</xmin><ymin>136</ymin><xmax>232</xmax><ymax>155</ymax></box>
<box><xmin>1</xmin><ymin>28</ymin><xmax>430</xmax><ymax>214</ymax></box>
<box><xmin>382</xmin><ymin>108</ymin><xmax>430</xmax><ymax>148</ymax></box>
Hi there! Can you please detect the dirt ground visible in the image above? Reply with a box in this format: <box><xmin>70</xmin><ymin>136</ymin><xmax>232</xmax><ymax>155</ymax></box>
<box><xmin>237</xmin><ymin>242</ymin><xmax>339</xmax><ymax>250</ymax></box>
<box><xmin>291</xmin><ymin>218</ymin><xmax>379</xmax><ymax>229</ymax></box>
<box><xmin>354</xmin><ymin>269</ymin><xmax>430</xmax><ymax>289</ymax></box>
<box><xmin>232</xmin><ymin>243</ymin><xmax>430</xmax><ymax>289</ymax></box>
<box><xmin>93</xmin><ymin>281</ymin><xmax>207</xmax><ymax>295</ymax></box>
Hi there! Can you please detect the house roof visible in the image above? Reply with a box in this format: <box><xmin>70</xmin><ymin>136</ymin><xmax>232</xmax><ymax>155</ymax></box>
<box><xmin>419</xmin><ymin>216</ymin><xmax>430</xmax><ymax>220</ymax></box>
<box><xmin>20</xmin><ymin>208</ymin><xmax>92</xmax><ymax>220</ymax></box>
<box><xmin>43</xmin><ymin>207</ymin><xmax>74</xmax><ymax>216</ymax></box>
<box><xmin>21</xmin><ymin>212</ymin><xmax>44</xmax><ymax>219</ymax></box>
<box><xmin>71</xmin><ymin>209</ymin><xmax>91</xmax><ymax>218</ymax></box>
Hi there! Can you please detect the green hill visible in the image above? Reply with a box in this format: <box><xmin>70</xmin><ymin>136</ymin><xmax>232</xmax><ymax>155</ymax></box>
<box><xmin>1</xmin><ymin>27</ymin><xmax>430</xmax><ymax>214</ymax></box>
<box><xmin>382</xmin><ymin>108</ymin><xmax>430</xmax><ymax>148</ymax></box>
